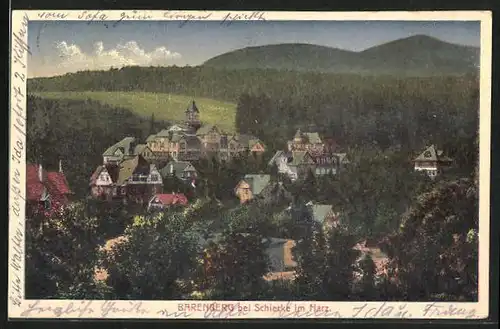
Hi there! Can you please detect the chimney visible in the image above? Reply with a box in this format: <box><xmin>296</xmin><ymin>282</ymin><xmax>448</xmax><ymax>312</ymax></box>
<box><xmin>59</xmin><ymin>160</ymin><xmax>63</xmax><ymax>173</ymax></box>
<box><xmin>38</xmin><ymin>164</ymin><xmax>43</xmax><ymax>182</ymax></box>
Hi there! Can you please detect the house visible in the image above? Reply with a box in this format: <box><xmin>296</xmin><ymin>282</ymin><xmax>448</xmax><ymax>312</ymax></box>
<box><xmin>27</xmin><ymin>162</ymin><xmax>72</xmax><ymax>215</ymax></box>
<box><xmin>146</xmin><ymin>129</ymin><xmax>177</xmax><ymax>159</ymax></box>
<box><xmin>177</xmin><ymin>134</ymin><xmax>202</xmax><ymax>161</ymax></box>
<box><xmin>117</xmin><ymin>155</ymin><xmax>163</xmax><ymax>204</ymax></box>
<box><xmin>133</xmin><ymin>144</ymin><xmax>156</xmax><ymax>162</ymax></box>
<box><xmin>89</xmin><ymin>164</ymin><xmax>120</xmax><ymax>200</ymax></box>
<box><xmin>160</xmin><ymin>160</ymin><xmax>198</xmax><ymax>182</ymax></box>
<box><xmin>308</xmin><ymin>203</ymin><xmax>340</xmax><ymax>228</ymax></box>
<box><xmin>413</xmin><ymin>144</ymin><xmax>453</xmax><ymax>178</ymax></box>
<box><xmin>90</xmin><ymin>155</ymin><xmax>163</xmax><ymax>204</ymax></box>
<box><xmin>268</xmin><ymin>151</ymin><xmax>299</xmax><ymax>181</ymax></box>
<box><xmin>264</xmin><ymin>237</ymin><xmax>297</xmax><ymax>273</ymax></box>
<box><xmin>196</xmin><ymin>124</ymin><xmax>223</xmax><ymax>157</ymax></box>
<box><xmin>102</xmin><ymin>137</ymin><xmax>138</xmax><ymax>164</ymax></box>
<box><xmin>284</xmin><ymin>151</ymin><xmax>317</xmax><ymax>181</ymax></box>
<box><xmin>228</xmin><ymin>134</ymin><xmax>266</xmax><ymax>158</ymax></box>
<box><xmin>148</xmin><ymin>193</ymin><xmax>188</xmax><ymax>211</ymax></box>
<box><xmin>287</xmin><ymin>129</ymin><xmax>325</xmax><ymax>155</ymax></box>
<box><xmin>146</xmin><ymin>129</ymin><xmax>202</xmax><ymax>161</ymax></box>
<box><xmin>234</xmin><ymin>174</ymin><xmax>272</xmax><ymax>204</ymax></box>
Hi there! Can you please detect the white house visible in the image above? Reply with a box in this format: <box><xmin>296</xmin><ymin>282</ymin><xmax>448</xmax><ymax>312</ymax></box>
<box><xmin>413</xmin><ymin>145</ymin><xmax>453</xmax><ymax>178</ymax></box>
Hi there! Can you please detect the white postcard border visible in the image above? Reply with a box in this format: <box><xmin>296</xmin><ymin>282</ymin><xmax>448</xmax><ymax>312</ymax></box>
<box><xmin>9</xmin><ymin>10</ymin><xmax>492</xmax><ymax>320</ymax></box>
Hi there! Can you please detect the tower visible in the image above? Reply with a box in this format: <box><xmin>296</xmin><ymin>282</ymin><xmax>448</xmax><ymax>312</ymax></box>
<box><xmin>185</xmin><ymin>100</ymin><xmax>201</xmax><ymax>131</ymax></box>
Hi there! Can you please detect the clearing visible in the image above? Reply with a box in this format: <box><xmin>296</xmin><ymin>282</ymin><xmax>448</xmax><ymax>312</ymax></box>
<box><xmin>31</xmin><ymin>91</ymin><xmax>237</xmax><ymax>133</ymax></box>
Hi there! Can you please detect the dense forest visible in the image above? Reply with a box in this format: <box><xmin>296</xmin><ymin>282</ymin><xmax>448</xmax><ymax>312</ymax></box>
<box><xmin>28</xmin><ymin>66</ymin><xmax>479</xmax><ymax>103</ymax></box>
<box><xmin>25</xmin><ymin>66</ymin><xmax>480</xmax><ymax>302</ymax></box>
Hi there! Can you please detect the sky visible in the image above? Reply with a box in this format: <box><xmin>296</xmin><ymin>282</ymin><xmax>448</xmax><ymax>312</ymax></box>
<box><xmin>27</xmin><ymin>20</ymin><xmax>480</xmax><ymax>78</ymax></box>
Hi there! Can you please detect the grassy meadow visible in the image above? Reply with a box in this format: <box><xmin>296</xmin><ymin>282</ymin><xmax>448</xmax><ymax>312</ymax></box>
<box><xmin>31</xmin><ymin>91</ymin><xmax>237</xmax><ymax>133</ymax></box>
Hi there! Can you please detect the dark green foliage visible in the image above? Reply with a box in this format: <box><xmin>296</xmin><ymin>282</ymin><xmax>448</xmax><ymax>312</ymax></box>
<box><xmin>202</xmin><ymin>232</ymin><xmax>269</xmax><ymax>299</ymax></box>
<box><xmin>25</xmin><ymin>202</ymin><xmax>111</xmax><ymax>299</ymax></box>
<box><xmin>292</xmin><ymin>224</ymin><xmax>360</xmax><ymax>301</ymax></box>
<box><xmin>103</xmin><ymin>209</ymin><xmax>201</xmax><ymax>299</ymax></box>
<box><xmin>380</xmin><ymin>178</ymin><xmax>479</xmax><ymax>301</ymax></box>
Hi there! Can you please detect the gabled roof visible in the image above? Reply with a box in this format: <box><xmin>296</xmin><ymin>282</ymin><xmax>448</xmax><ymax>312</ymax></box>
<box><xmin>310</xmin><ymin>204</ymin><xmax>334</xmax><ymax>223</ymax></box>
<box><xmin>133</xmin><ymin>144</ymin><xmax>149</xmax><ymax>155</ymax></box>
<box><xmin>46</xmin><ymin>172</ymin><xmax>71</xmax><ymax>195</ymax></box>
<box><xmin>156</xmin><ymin>129</ymin><xmax>173</xmax><ymax>138</ymax></box>
<box><xmin>160</xmin><ymin>161</ymin><xmax>197</xmax><ymax>178</ymax></box>
<box><xmin>333</xmin><ymin>153</ymin><xmax>350</xmax><ymax>164</ymax></box>
<box><xmin>304</xmin><ymin>132</ymin><xmax>322</xmax><ymax>144</ymax></box>
<box><xmin>196</xmin><ymin>124</ymin><xmax>220</xmax><ymax>136</ymax></box>
<box><xmin>170</xmin><ymin>133</ymin><xmax>183</xmax><ymax>142</ymax></box>
<box><xmin>232</xmin><ymin>134</ymin><xmax>262</xmax><ymax>147</ymax></box>
<box><xmin>414</xmin><ymin>145</ymin><xmax>453</xmax><ymax>162</ymax></box>
<box><xmin>150</xmin><ymin>193</ymin><xmax>188</xmax><ymax>206</ymax></box>
<box><xmin>27</xmin><ymin>164</ymin><xmax>46</xmax><ymax>201</ymax></box>
<box><xmin>185</xmin><ymin>100</ymin><xmax>199</xmax><ymax>114</ymax></box>
<box><xmin>293</xmin><ymin>129</ymin><xmax>322</xmax><ymax>144</ymax></box>
<box><xmin>90</xmin><ymin>165</ymin><xmax>119</xmax><ymax>186</ymax></box>
<box><xmin>146</xmin><ymin>134</ymin><xmax>157</xmax><ymax>142</ymax></box>
<box><xmin>238</xmin><ymin>174</ymin><xmax>271</xmax><ymax>195</ymax></box>
<box><xmin>103</xmin><ymin>137</ymin><xmax>136</xmax><ymax>157</ymax></box>
<box><xmin>90</xmin><ymin>165</ymin><xmax>105</xmax><ymax>185</ymax></box>
<box><xmin>168</xmin><ymin>124</ymin><xmax>191</xmax><ymax>132</ymax></box>
<box><xmin>116</xmin><ymin>155</ymin><xmax>154</xmax><ymax>185</ymax></box>
<box><xmin>268</xmin><ymin>150</ymin><xmax>285</xmax><ymax>166</ymax></box>
<box><xmin>27</xmin><ymin>164</ymin><xmax>71</xmax><ymax>201</ymax></box>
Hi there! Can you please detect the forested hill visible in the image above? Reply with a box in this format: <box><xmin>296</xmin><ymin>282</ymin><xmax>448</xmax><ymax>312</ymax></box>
<box><xmin>202</xmin><ymin>35</ymin><xmax>479</xmax><ymax>76</ymax></box>
<box><xmin>28</xmin><ymin>66</ymin><xmax>479</xmax><ymax>104</ymax></box>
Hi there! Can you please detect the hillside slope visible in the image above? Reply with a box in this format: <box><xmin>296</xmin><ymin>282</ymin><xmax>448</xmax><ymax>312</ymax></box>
<box><xmin>203</xmin><ymin>35</ymin><xmax>479</xmax><ymax>76</ymax></box>
<box><xmin>31</xmin><ymin>91</ymin><xmax>237</xmax><ymax>133</ymax></box>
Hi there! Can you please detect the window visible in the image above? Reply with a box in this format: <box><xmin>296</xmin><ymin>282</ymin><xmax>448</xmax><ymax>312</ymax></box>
<box><xmin>150</xmin><ymin>174</ymin><xmax>159</xmax><ymax>181</ymax></box>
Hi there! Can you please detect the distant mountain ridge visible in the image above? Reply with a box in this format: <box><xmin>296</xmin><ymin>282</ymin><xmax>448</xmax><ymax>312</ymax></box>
<box><xmin>202</xmin><ymin>35</ymin><xmax>479</xmax><ymax>76</ymax></box>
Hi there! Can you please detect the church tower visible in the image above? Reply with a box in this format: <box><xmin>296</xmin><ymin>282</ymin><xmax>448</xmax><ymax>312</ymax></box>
<box><xmin>185</xmin><ymin>100</ymin><xmax>201</xmax><ymax>131</ymax></box>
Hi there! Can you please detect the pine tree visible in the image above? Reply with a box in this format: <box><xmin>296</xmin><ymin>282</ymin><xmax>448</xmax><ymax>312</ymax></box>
<box><xmin>149</xmin><ymin>113</ymin><xmax>156</xmax><ymax>134</ymax></box>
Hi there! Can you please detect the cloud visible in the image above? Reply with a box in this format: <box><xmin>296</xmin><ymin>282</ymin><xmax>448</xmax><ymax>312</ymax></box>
<box><xmin>32</xmin><ymin>40</ymin><xmax>182</xmax><ymax>77</ymax></box>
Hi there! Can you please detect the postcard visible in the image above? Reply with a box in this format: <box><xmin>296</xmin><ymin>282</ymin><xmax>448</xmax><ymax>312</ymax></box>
<box><xmin>9</xmin><ymin>10</ymin><xmax>492</xmax><ymax>320</ymax></box>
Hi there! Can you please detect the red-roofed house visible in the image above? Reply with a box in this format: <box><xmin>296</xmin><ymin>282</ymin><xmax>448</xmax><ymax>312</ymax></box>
<box><xmin>26</xmin><ymin>162</ymin><xmax>72</xmax><ymax>215</ymax></box>
<box><xmin>148</xmin><ymin>193</ymin><xmax>188</xmax><ymax>211</ymax></box>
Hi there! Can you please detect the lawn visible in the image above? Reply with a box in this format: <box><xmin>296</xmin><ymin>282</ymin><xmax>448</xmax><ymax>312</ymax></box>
<box><xmin>31</xmin><ymin>91</ymin><xmax>237</xmax><ymax>133</ymax></box>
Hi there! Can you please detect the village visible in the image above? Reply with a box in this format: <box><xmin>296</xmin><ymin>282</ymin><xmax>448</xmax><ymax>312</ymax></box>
<box><xmin>26</xmin><ymin>100</ymin><xmax>455</xmax><ymax>284</ymax></box>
